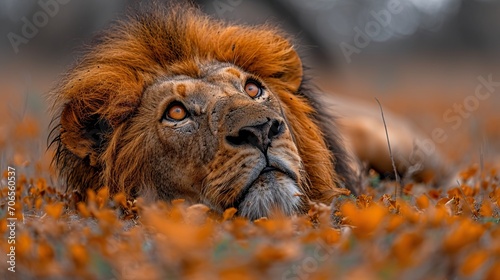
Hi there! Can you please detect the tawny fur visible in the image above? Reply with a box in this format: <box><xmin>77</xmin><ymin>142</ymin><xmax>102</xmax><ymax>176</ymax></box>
<box><xmin>49</xmin><ymin>3</ymin><xmax>356</xmax><ymax>211</ymax></box>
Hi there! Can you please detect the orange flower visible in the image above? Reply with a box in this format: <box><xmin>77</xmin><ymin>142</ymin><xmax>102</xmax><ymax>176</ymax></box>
<box><xmin>142</xmin><ymin>208</ymin><xmax>213</xmax><ymax>252</ymax></box>
<box><xmin>443</xmin><ymin>220</ymin><xmax>485</xmax><ymax>254</ymax></box>
<box><xmin>486</xmin><ymin>261</ymin><xmax>500</xmax><ymax>280</ymax></box>
<box><xmin>37</xmin><ymin>239</ymin><xmax>55</xmax><ymax>262</ymax></box>
<box><xmin>219</xmin><ymin>264</ymin><xmax>256</xmax><ymax>280</ymax></box>
<box><xmin>357</xmin><ymin>194</ymin><xmax>373</xmax><ymax>208</ymax></box>
<box><xmin>94</xmin><ymin>209</ymin><xmax>118</xmax><ymax>229</ymax></box>
<box><xmin>96</xmin><ymin>187</ymin><xmax>110</xmax><ymax>209</ymax></box>
<box><xmin>489</xmin><ymin>188</ymin><xmax>500</xmax><ymax>205</ymax></box>
<box><xmin>479</xmin><ymin>199</ymin><xmax>493</xmax><ymax>217</ymax></box>
<box><xmin>386</xmin><ymin>215</ymin><xmax>405</xmax><ymax>232</ymax></box>
<box><xmin>416</xmin><ymin>194</ymin><xmax>430</xmax><ymax>210</ymax></box>
<box><xmin>459</xmin><ymin>165</ymin><xmax>478</xmax><ymax>181</ymax></box>
<box><xmin>460</xmin><ymin>249</ymin><xmax>488</xmax><ymax>276</ymax></box>
<box><xmin>223</xmin><ymin>207</ymin><xmax>238</xmax><ymax>221</ymax></box>
<box><xmin>13</xmin><ymin>116</ymin><xmax>39</xmax><ymax>139</ymax></box>
<box><xmin>428</xmin><ymin>189</ymin><xmax>442</xmax><ymax>200</ymax></box>
<box><xmin>254</xmin><ymin>217</ymin><xmax>294</xmax><ymax>238</ymax></box>
<box><xmin>77</xmin><ymin>202</ymin><xmax>91</xmax><ymax>218</ymax></box>
<box><xmin>253</xmin><ymin>242</ymin><xmax>299</xmax><ymax>266</ymax></box>
<box><xmin>398</xmin><ymin>201</ymin><xmax>420</xmax><ymax>224</ymax></box>
<box><xmin>319</xmin><ymin>228</ymin><xmax>341</xmax><ymax>245</ymax></box>
<box><xmin>340</xmin><ymin>201</ymin><xmax>387</xmax><ymax>239</ymax></box>
<box><xmin>35</xmin><ymin>197</ymin><xmax>43</xmax><ymax>210</ymax></box>
<box><xmin>113</xmin><ymin>192</ymin><xmax>128</xmax><ymax>208</ymax></box>
<box><xmin>16</xmin><ymin>232</ymin><xmax>32</xmax><ymax>257</ymax></box>
<box><xmin>460</xmin><ymin>185</ymin><xmax>477</xmax><ymax>197</ymax></box>
<box><xmin>391</xmin><ymin>231</ymin><xmax>424</xmax><ymax>267</ymax></box>
<box><xmin>69</xmin><ymin>243</ymin><xmax>89</xmax><ymax>268</ymax></box>
<box><xmin>0</xmin><ymin>219</ymin><xmax>5</xmax><ymax>236</ymax></box>
<box><xmin>44</xmin><ymin>202</ymin><xmax>64</xmax><ymax>219</ymax></box>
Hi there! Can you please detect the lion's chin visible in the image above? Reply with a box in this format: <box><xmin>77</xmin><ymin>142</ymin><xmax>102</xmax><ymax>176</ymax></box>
<box><xmin>237</xmin><ymin>171</ymin><xmax>303</xmax><ymax>220</ymax></box>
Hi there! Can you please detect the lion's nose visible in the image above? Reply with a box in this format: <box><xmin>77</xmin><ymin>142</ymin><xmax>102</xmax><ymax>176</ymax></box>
<box><xmin>226</xmin><ymin>118</ymin><xmax>284</xmax><ymax>152</ymax></box>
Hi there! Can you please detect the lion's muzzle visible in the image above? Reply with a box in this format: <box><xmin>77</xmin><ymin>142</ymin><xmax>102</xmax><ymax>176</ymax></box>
<box><xmin>225</xmin><ymin>118</ymin><xmax>284</xmax><ymax>153</ymax></box>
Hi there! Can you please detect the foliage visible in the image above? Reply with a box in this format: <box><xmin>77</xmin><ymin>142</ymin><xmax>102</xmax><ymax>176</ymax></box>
<box><xmin>1</xmin><ymin>164</ymin><xmax>500</xmax><ymax>279</ymax></box>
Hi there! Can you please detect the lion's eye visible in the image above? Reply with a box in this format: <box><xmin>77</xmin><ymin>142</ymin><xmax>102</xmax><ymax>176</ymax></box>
<box><xmin>164</xmin><ymin>103</ymin><xmax>187</xmax><ymax>121</ymax></box>
<box><xmin>244</xmin><ymin>80</ymin><xmax>263</xmax><ymax>98</ymax></box>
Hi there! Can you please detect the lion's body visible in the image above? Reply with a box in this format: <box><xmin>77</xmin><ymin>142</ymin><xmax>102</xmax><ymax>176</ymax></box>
<box><xmin>50</xmin><ymin>4</ymin><xmax>443</xmax><ymax>219</ymax></box>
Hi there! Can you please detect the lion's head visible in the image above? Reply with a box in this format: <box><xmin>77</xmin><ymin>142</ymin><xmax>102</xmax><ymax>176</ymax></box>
<box><xmin>49</xmin><ymin>4</ymin><xmax>356</xmax><ymax>219</ymax></box>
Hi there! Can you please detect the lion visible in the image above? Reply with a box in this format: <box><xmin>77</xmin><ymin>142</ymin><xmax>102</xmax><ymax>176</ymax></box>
<box><xmin>49</xmin><ymin>3</ymin><xmax>444</xmax><ymax>220</ymax></box>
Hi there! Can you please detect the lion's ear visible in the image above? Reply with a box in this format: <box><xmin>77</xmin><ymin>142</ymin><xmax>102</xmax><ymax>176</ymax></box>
<box><xmin>249</xmin><ymin>45</ymin><xmax>303</xmax><ymax>92</ymax></box>
<box><xmin>234</xmin><ymin>45</ymin><xmax>303</xmax><ymax>92</ymax></box>
<box><xmin>279</xmin><ymin>48</ymin><xmax>303</xmax><ymax>92</ymax></box>
<box><xmin>214</xmin><ymin>25</ymin><xmax>303</xmax><ymax>92</ymax></box>
<box><xmin>59</xmin><ymin>102</ymin><xmax>112</xmax><ymax>166</ymax></box>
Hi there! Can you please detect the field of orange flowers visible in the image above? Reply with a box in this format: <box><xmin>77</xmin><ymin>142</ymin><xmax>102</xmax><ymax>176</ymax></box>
<box><xmin>0</xmin><ymin>72</ymin><xmax>500</xmax><ymax>279</ymax></box>
<box><xmin>1</xmin><ymin>110</ymin><xmax>500</xmax><ymax>280</ymax></box>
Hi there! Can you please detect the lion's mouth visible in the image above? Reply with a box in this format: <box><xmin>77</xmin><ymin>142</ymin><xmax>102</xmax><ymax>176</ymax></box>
<box><xmin>235</xmin><ymin>165</ymin><xmax>291</xmax><ymax>203</ymax></box>
<box><xmin>260</xmin><ymin>159</ymin><xmax>298</xmax><ymax>182</ymax></box>
<box><xmin>260</xmin><ymin>166</ymin><xmax>277</xmax><ymax>174</ymax></box>
<box><xmin>231</xmin><ymin>164</ymin><xmax>302</xmax><ymax>219</ymax></box>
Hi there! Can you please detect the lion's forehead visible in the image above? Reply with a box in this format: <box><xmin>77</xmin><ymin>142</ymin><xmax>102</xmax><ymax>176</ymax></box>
<box><xmin>148</xmin><ymin>64</ymin><xmax>247</xmax><ymax>101</ymax></box>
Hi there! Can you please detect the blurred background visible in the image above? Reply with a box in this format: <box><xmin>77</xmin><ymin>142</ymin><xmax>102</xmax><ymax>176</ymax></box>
<box><xmin>1</xmin><ymin>0</ymin><xmax>499</xmax><ymax>179</ymax></box>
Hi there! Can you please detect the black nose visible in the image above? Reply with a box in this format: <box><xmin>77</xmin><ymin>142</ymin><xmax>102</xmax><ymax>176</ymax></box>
<box><xmin>226</xmin><ymin>119</ymin><xmax>284</xmax><ymax>152</ymax></box>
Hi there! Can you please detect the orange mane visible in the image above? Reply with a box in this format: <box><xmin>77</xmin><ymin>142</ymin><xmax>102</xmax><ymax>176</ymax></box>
<box><xmin>49</xmin><ymin>3</ymin><xmax>356</xmax><ymax>203</ymax></box>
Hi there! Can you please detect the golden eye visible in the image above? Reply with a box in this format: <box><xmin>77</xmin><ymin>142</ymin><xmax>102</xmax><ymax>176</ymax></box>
<box><xmin>165</xmin><ymin>103</ymin><xmax>187</xmax><ymax>121</ymax></box>
<box><xmin>245</xmin><ymin>80</ymin><xmax>262</xmax><ymax>98</ymax></box>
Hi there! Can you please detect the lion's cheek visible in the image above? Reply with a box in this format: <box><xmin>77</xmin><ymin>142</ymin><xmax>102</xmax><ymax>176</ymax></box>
<box><xmin>145</xmin><ymin>142</ymin><xmax>209</xmax><ymax>200</ymax></box>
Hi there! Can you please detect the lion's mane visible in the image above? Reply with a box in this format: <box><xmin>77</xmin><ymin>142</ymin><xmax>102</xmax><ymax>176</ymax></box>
<box><xmin>49</xmin><ymin>3</ymin><xmax>357</xmax><ymax>204</ymax></box>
